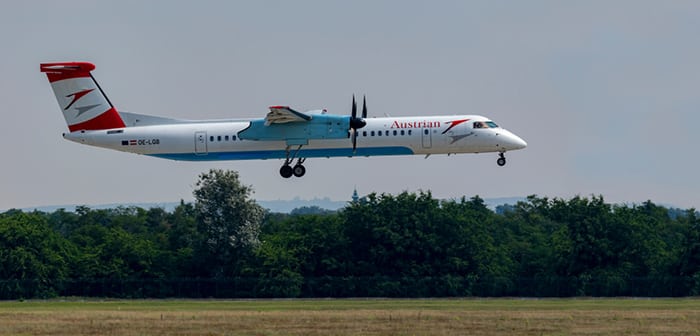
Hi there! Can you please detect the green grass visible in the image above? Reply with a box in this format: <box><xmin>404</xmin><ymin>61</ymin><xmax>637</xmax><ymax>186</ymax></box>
<box><xmin>0</xmin><ymin>298</ymin><xmax>699</xmax><ymax>335</ymax></box>
<box><xmin>2</xmin><ymin>297</ymin><xmax>699</xmax><ymax>311</ymax></box>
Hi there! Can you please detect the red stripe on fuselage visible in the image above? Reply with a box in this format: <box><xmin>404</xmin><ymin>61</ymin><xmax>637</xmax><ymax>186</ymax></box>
<box><xmin>67</xmin><ymin>107</ymin><xmax>126</xmax><ymax>132</ymax></box>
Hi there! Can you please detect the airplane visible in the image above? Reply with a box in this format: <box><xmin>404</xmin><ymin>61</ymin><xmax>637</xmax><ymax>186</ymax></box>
<box><xmin>40</xmin><ymin>62</ymin><xmax>527</xmax><ymax>178</ymax></box>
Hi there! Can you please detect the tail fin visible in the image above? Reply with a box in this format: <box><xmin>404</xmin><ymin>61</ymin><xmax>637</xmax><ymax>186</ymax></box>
<box><xmin>40</xmin><ymin>62</ymin><xmax>125</xmax><ymax>131</ymax></box>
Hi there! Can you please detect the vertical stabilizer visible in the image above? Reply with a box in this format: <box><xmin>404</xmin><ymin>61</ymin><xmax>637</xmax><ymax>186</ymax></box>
<box><xmin>40</xmin><ymin>62</ymin><xmax>125</xmax><ymax>131</ymax></box>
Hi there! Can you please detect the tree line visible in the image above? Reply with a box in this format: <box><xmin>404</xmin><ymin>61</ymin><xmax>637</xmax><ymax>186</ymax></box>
<box><xmin>1</xmin><ymin>169</ymin><xmax>699</xmax><ymax>298</ymax></box>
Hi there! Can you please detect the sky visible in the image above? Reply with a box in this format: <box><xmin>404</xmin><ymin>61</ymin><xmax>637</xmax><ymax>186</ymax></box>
<box><xmin>1</xmin><ymin>1</ymin><xmax>699</xmax><ymax>210</ymax></box>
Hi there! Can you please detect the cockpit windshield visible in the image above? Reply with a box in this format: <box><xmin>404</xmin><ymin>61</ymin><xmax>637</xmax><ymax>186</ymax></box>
<box><xmin>473</xmin><ymin>121</ymin><xmax>499</xmax><ymax>129</ymax></box>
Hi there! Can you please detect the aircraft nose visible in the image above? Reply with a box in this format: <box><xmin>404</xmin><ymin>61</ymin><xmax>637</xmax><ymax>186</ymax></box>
<box><xmin>511</xmin><ymin>135</ymin><xmax>527</xmax><ymax>150</ymax></box>
<box><xmin>500</xmin><ymin>131</ymin><xmax>527</xmax><ymax>151</ymax></box>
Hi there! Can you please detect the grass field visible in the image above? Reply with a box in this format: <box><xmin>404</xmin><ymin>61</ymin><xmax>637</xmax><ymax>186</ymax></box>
<box><xmin>0</xmin><ymin>298</ymin><xmax>699</xmax><ymax>335</ymax></box>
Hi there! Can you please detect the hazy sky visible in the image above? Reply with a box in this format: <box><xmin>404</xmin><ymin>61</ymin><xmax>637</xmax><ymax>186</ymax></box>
<box><xmin>2</xmin><ymin>1</ymin><xmax>699</xmax><ymax>210</ymax></box>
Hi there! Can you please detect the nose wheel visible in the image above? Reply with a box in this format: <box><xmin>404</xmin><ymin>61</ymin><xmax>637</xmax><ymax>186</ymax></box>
<box><xmin>497</xmin><ymin>153</ymin><xmax>506</xmax><ymax>166</ymax></box>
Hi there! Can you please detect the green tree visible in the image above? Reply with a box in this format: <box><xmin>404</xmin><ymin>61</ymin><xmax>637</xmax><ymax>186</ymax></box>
<box><xmin>193</xmin><ymin>169</ymin><xmax>265</xmax><ymax>276</ymax></box>
<box><xmin>342</xmin><ymin>192</ymin><xmax>445</xmax><ymax>277</ymax></box>
<box><xmin>68</xmin><ymin>224</ymin><xmax>161</xmax><ymax>279</ymax></box>
<box><xmin>165</xmin><ymin>200</ymin><xmax>202</xmax><ymax>277</ymax></box>
<box><xmin>0</xmin><ymin>212</ymin><xmax>75</xmax><ymax>298</ymax></box>
<box><xmin>547</xmin><ymin>196</ymin><xmax>618</xmax><ymax>276</ymax></box>
<box><xmin>290</xmin><ymin>206</ymin><xmax>335</xmax><ymax>216</ymax></box>
<box><xmin>259</xmin><ymin>213</ymin><xmax>349</xmax><ymax>277</ymax></box>
<box><xmin>676</xmin><ymin>209</ymin><xmax>700</xmax><ymax>295</ymax></box>
<box><xmin>500</xmin><ymin>196</ymin><xmax>565</xmax><ymax>277</ymax></box>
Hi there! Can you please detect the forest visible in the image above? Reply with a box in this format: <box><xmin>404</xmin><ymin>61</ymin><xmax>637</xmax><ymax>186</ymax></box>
<box><xmin>1</xmin><ymin>169</ymin><xmax>699</xmax><ymax>299</ymax></box>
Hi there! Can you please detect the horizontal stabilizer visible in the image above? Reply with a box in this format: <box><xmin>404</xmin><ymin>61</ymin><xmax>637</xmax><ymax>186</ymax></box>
<box><xmin>119</xmin><ymin>112</ymin><xmax>189</xmax><ymax>127</ymax></box>
<box><xmin>40</xmin><ymin>62</ymin><xmax>96</xmax><ymax>82</ymax></box>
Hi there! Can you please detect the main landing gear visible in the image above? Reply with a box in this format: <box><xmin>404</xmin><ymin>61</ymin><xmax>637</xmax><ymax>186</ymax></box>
<box><xmin>280</xmin><ymin>159</ymin><xmax>306</xmax><ymax>178</ymax></box>
<box><xmin>497</xmin><ymin>152</ymin><xmax>507</xmax><ymax>166</ymax></box>
<box><xmin>280</xmin><ymin>145</ymin><xmax>307</xmax><ymax>178</ymax></box>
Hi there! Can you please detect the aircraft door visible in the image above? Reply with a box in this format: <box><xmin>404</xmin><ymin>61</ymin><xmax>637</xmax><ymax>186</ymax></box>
<box><xmin>195</xmin><ymin>131</ymin><xmax>208</xmax><ymax>155</ymax></box>
<box><xmin>421</xmin><ymin>128</ymin><xmax>432</xmax><ymax>148</ymax></box>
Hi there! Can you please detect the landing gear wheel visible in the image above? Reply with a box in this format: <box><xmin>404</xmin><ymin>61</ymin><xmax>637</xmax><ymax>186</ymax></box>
<box><xmin>280</xmin><ymin>165</ymin><xmax>293</xmax><ymax>178</ymax></box>
<box><xmin>293</xmin><ymin>164</ymin><xmax>306</xmax><ymax>177</ymax></box>
<box><xmin>497</xmin><ymin>153</ymin><xmax>506</xmax><ymax>167</ymax></box>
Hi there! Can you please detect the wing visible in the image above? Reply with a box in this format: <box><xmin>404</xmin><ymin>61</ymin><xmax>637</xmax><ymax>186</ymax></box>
<box><xmin>265</xmin><ymin>106</ymin><xmax>312</xmax><ymax>126</ymax></box>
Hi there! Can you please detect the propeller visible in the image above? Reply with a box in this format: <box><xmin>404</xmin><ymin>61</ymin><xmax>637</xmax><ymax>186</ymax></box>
<box><xmin>349</xmin><ymin>95</ymin><xmax>367</xmax><ymax>152</ymax></box>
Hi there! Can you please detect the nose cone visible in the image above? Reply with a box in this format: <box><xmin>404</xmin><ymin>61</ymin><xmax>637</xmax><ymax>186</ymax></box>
<box><xmin>510</xmin><ymin>134</ymin><xmax>527</xmax><ymax>150</ymax></box>
<box><xmin>500</xmin><ymin>130</ymin><xmax>527</xmax><ymax>151</ymax></box>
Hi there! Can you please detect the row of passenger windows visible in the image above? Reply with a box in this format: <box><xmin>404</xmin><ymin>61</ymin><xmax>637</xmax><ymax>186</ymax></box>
<box><xmin>204</xmin><ymin>121</ymin><xmax>499</xmax><ymax>143</ymax></box>
<box><xmin>361</xmin><ymin>129</ymin><xmax>414</xmax><ymax>137</ymax></box>
<box><xmin>207</xmin><ymin>124</ymin><xmax>494</xmax><ymax>142</ymax></box>
<box><xmin>210</xmin><ymin>135</ymin><xmax>238</xmax><ymax>142</ymax></box>
<box><xmin>209</xmin><ymin>131</ymin><xmax>415</xmax><ymax>142</ymax></box>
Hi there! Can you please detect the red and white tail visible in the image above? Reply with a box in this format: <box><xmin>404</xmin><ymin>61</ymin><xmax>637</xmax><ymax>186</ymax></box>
<box><xmin>40</xmin><ymin>62</ymin><xmax>125</xmax><ymax>132</ymax></box>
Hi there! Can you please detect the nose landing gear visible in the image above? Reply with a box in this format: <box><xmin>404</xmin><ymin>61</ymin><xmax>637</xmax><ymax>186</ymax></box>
<box><xmin>497</xmin><ymin>152</ymin><xmax>506</xmax><ymax>166</ymax></box>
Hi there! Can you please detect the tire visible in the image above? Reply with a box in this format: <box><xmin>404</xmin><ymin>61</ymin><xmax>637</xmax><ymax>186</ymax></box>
<box><xmin>280</xmin><ymin>165</ymin><xmax>293</xmax><ymax>178</ymax></box>
<box><xmin>293</xmin><ymin>165</ymin><xmax>306</xmax><ymax>177</ymax></box>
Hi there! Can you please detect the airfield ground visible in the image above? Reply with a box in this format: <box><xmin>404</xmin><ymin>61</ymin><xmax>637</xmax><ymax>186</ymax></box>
<box><xmin>0</xmin><ymin>298</ymin><xmax>699</xmax><ymax>335</ymax></box>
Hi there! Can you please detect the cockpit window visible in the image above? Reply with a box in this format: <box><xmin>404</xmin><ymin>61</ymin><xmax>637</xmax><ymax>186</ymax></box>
<box><xmin>473</xmin><ymin>121</ymin><xmax>499</xmax><ymax>129</ymax></box>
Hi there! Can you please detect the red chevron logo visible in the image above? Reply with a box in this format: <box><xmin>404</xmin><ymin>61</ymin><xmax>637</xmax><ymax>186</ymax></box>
<box><xmin>441</xmin><ymin>118</ymin><xmax>470</xmax><ymax>134</ymax></box>
<box><xmin>64</xmin><ymin>88</ymin><xmax>94</xmax><ymax>110</ymax></box>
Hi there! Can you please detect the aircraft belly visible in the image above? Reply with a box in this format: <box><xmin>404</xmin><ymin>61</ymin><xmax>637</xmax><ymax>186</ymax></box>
<box><xmin>149</xmin><ymin>141</ymin><xmax>415</xmax><ymax>161</ymax></box>
<box><xmin>146</xmin><ymin>147</ymin><xmax>414</xmax><ymax>161</ymax></box>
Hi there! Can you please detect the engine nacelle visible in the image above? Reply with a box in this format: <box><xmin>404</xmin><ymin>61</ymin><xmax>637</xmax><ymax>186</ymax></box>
<box><xmin>238</xmin><ymin>114</ymin><xmax>350</xmax><ymax>143</ymax></box>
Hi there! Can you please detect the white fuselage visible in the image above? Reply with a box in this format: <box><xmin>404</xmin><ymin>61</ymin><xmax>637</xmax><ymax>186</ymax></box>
<box><xmin>64</xmin><ymin>115</ymin><xmax>527</xmax><ymax>162</ymax></box>
<box><xmin>40</xmin><ymin>61</ymin><xmax>526</xmax><ymax>177</ymax></box>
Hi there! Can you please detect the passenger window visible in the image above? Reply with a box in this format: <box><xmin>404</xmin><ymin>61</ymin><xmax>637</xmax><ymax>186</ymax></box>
<box><xmin>385</xmin><ymin>130</ymin><xmax>389</xmax><ymax>136</ymax></box>
<box><xmin>408</xmin><ymin>130</ymin><xmax>412</xmax><ymax>135</ymax></box>
<box><xmin>393</xmin><ymin>130</ymin><xmax>397</xmax><ymax>136</ymax></box>
<box><xmin>233</xmin><ymin>135</ymin><xmax>237</xmax><ymax>141</ymax></box>
<box><xmin>217</xmin><ymin>136</ymin><xmax>222</xmax><ymax>141</ymax></box>
<box><xmin>225</xmin><ymin>135</ymin><xmax>229</xmax><ymax>141</ymax></box>
<box><xmin>401</xmin><ymin>130</ymin><xmax>405</xmax><ymax>136</ymax></box>
<box><xmin>371</xmin><ymin>131</ymin><xmax>375</xmax><ymax>136</ymax></box>
<box><xmin>209</xmin><ymin>136</ymin><xmax>214</xmax><ymax>142</ymax></box>
<box><xmin>363</xmin><ymin>131</ymin><xmax>367</xmax><ymax>137</ymax></box>
<box><xmin>424</xmin><ymin>129</ymin><xmax>429</xmax><ymax>135</ymax></box>
<box><xmin>378</xmin><ymin>131</ymin><xmax>382</xmax><ymax>136</ymax></box>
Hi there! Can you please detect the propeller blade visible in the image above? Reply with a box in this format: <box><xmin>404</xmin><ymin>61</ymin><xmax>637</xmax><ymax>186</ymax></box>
<box><xmin>352</xmin><ymin>129</ymin><xmax>358</xmax><ymax>152</ymax></box>
<box><xmin>362</xmin><ymin>96</ymin><xmax>367</xmax><ymax>118</ymax></box>
<box><xmin>352</xmin><ymin>95</ymin><xmax>357</xmax><ymax>119</ymax></box>
<box><xmin>349</xmin><ymin>95</ymin><xmax>366</xmax><ymax>152</ymax></box>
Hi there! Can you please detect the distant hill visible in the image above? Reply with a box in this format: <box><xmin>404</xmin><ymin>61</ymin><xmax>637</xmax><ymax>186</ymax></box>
<box><xmin>13</xmin><ymin>196</ymin><xmax>527</xmax><ymax>214</ymax></box>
